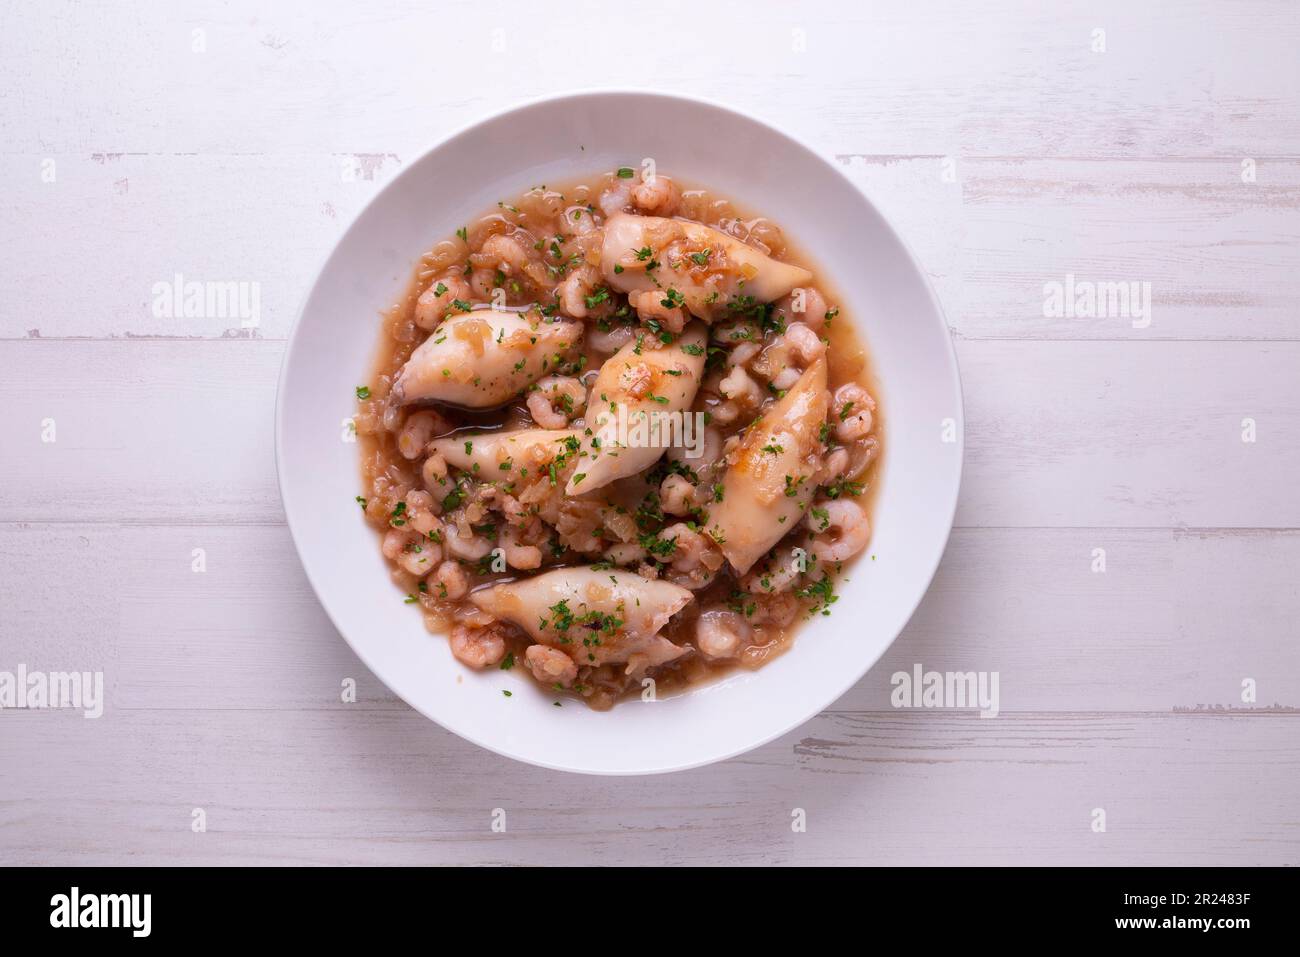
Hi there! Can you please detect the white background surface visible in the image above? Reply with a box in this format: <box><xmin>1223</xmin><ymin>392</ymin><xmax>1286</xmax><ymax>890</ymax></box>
<box><xmin>2</xmin><ymin>0</ymin><xmax>1298</xmax><ymax>865</ymax></box>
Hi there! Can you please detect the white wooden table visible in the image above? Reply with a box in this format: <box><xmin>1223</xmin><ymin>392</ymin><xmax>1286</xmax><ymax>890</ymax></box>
<box><xmin>2</xmin><ymin>0</ymin><xmax>1297</xmax><ymax>866</ymax></box>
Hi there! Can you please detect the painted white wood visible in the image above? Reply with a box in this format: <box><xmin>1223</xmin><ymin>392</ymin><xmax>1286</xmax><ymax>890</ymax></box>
<box><xmin>3</xmin><ymin>1</ymin><xmax>1297</xmax><ymax>159</ymax></box>
<box><xmin>1</xmin><ymin>710</ymin><xmax>1293</xmax><ymax>866</ymax></box>
<box><xmin>2</xmin><ymin>339</ymin><xmax>1296</xmax><ymax>527</ymax></box>
<box><xmin>5</xmin><ymin>155</ymin><xmax>1297</xmax><ymax>341</ymax></box>
<box><xmin>6</xmin><ymin>524</ymin><xmax>1294</xmax><ymax>715</ymax></box>
<box><xmin>1</xmin><ymin>0</ymin><xmax>1297</xmax><ymax>865</ymax></box>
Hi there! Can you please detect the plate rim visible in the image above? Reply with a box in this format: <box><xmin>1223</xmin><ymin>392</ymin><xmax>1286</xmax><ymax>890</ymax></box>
<box><xmin>274</xmin><ymin>87</ymin><xmax>966</xmax><ymax>775</ymax></box>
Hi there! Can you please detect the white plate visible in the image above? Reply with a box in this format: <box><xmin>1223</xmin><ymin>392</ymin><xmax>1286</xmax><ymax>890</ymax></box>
<box><xmin>276</xmin><ymin>90</ymin><xmax>963</xmax><ymax>775</ymax></box>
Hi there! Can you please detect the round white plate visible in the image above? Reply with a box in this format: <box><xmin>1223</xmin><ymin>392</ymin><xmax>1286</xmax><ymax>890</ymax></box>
<box><xmin>276</xmin><ymin>90</ymin><xmax>963</xmax><ymax>775</ymax></box>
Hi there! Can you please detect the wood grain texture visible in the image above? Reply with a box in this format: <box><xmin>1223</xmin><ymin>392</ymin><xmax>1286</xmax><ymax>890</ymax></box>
<box><xmin>5</xmin><ymin>154</ymin><xmax>1297</xmax><ymax>341</ymax></box>
<box><xmin>1</xmin><ymin>710</ymin><xmax>1293</xmax><ymax>866</ymax></box>
<box><xmin>2</xmin><ymin>338</ymin><xmax>1297</xmax><ymax>527</ymax></box>
<box><xmin>1</xmin><ymin>0</ymin><xmax>1297</xmax><ymax>866</ymax></box>
<box><xmin>4</xmin><ymin>523</ymin><xmax>1295</xmax><ymax>715</ymax></box>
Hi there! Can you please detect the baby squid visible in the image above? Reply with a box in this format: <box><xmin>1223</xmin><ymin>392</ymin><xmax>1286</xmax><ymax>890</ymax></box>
<box><xmin>565</xmin><ymin>323</ymin><xmax>707</xmax><ymax>495</ymax></box>
<box><xmin>470</xmin><ymin>568</ymin><xmax>693</xmax><ymax>674</ymax></box>
<box><xmin>392</xmin><ymin>310</ymin><xmax>583</xmax><ymax>409</ymax></box>
<box><xmin>600</xmin><ymin>213</ymin><xmax>812</xmax><ymax>320</ymax></box>
<box><xmin>430</xmin><ymin>428</ymin><xmax>581</xmax><ymax>477</ymax></box>
<box><xmin>708</xmin><ymin>358</ymin><xmax>829</xmax><ymax>575</ymax></box>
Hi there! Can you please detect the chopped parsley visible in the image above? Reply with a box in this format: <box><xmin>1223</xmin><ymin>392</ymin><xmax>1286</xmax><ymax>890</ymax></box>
<box><xmin>638</xmin><ymin>531</ymin><xmax>678</xmax><ymax>558</ymax></box>
<box><xmin>823</xmin><ymin>478</ymin><xmax>864</xmax><ymax>499</ymax></box>
<box><xmin>810</xmin><ymin>505</ymin><xmax>831</xmax><ymax>531</ymax></box>
<box><xmin>796</xmin><ymin>574</ymin><xmax>839</xmax><ymax>616</ymax></box>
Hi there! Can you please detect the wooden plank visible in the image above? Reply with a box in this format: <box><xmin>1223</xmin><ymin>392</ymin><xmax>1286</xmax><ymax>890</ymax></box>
<box><xmin>0</xmin><ymin>710</ymin><xmax>1292</xmax><ymax>865</ymax></box>
<box><xmin>4</xmin><ymin>154</ymin><xmax>1296</xmax><ymax>342</ymax></box>
<box><xmin>0</xmin><ymin>153</ymin><xmax>394</xmax><ymax>341</ymax></box>
<box><xmin>955</xmin><ymin>339</ymin><xmax>1300</xmax><ymax>528</ymax></box>
<box><xmin>1</xmin><ymin>524</ymin><xmax>1292</xmax><ymax>713</ymax></box>
<box><xmin>789</xmin><ymin>713</ymin><xmax>1300</xmax><ymax>866</ymax></box>
<box><xmin>2</xmin><ymin>339</ymin><xmax>1296</xmax><ymax>527</ymax></box>
<box><xmin>834</xmin><ymin>527</ymin><xmax>1300</xmax><ymax>712</ymax></box>
<box><xmin>3</xmin><ymin>1</ymin><xmax>1296</xmax><ymax>158</ymax></box>
<box><xmin>951</xmin><ymin>158</ymin><xmax>1300</xmax><ymax>340</ymax></box>
<box><xmin>0</xmin><ymin>340</ymin><xmax>286</xmax><ymax>523</ymax></box>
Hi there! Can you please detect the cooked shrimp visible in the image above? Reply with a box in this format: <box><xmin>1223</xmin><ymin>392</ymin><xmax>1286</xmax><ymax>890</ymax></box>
<box><xmin>784</xmin><ymin>323</ymin><xmax>825</xmax><ymax>365</ymax></box>
<box><xmin>754</xmin><ymin>322</ymin><xmax>824</xmax><ymax>391</ymax></box>
<box><xmin>449</xmin><ymin>623</ymin><xmax>507</xmax><ymax>669</ymax></box>
<box><xmin>833</xmin><ymin>383</ymin><xmax>876</xmax><ymax>441</ymax></box>
<box><xmin>404</xmin><ymin>490</ymin><xmax>442</xmax><ymax>536</ymax></box>
<box><xmin>750</xmin><ymin>591</ymin><xmax>799</xmax><ymax>628</ymax></box>
<box><xmin>526</xmin><ymin>375</ymin><xmax>586</xmax><ymax>428</ymax></box>
<box><xmin>742</xmin><ymin>546</ymin><xmax>807</xmax><ymax>594</ymax></box>
<box><xmin>773</xmin><ymin>286</ymin><xmax>830</xmax><ymax>332</ymax></box>
<box><xmin>816</xmin><ymin>446</ymin><xmax>851</xmax><ymax>484</ymax></box>
<box><xmin>557</xmin><ymin>264</ymin><xmax>602</xmax><ymax>318</ymax></box>
<box><xmin>468</xmin><ymin>267</ymin><xmax>499</xmax><ymax>299</ymax></box>
<box><xmin>603</xmin><ymin>541</ymin><xmax>648</xmax><ymax>566</ymax></box>
<box><xmin>706</xmin><ymin>397</ymin><xmax>742</xmax><ymax>426</ymax></box>
<box><xmin>414</xmin><ymin>275</ymin><xmax>471</xmax><ymax>330</ymax></box>
<box><xmin>694</xmin><ymin>609</ymin><xmax>752</xmax><ymax>660</ymax></box>
<box><xmin>631</xmin><ymin>175</ymin><xmax>680</xmax><ymax>215</ymax></box>
<box><xmin>659</xmin><ymin>474</ymin><xmax>696</xmax><ymax>516</ymax></box>
<box><xmin>806</xmin><ymin>499</ymin><xmax>871</xmax><ymax>562</ymax></box>
<box><xmin>501</xmin><ymin>526</ymin><xmax>543</xmax><ymax>570</ymax></box>
<box><xmin>629</xmin><ymin>289</ymin><xmax>686</xmax><ymax>334</ymax></box>
<box><xmin>476</xmin><ymin>233</ymin><xmax>531</xmax><ymax>275</ymax></box>
<box><xmin>525</xmin><ymin>644</ymin><xmax>578</xmax><ymax>687</ymax></box>
<box><xmin>433</xmin><ymin>560</ymin><xmax>469</xmax><ymax>600</ymax></box>
<box><xmin>564</xmin><ymin>204</ymin><xmax>598</xmax><ymax>236</ymax></box>
<box><xmin>422</xmin><ymin>451</ymin><xmax>449</xmax><ymax>495</ymax></box>
<box><xmin>397</xmin><ymin>410</ymin><xmax>449</xmax><ymax>460</ymax></box>
<box><xmin>444</xmin><ymin>520</ymin><xmax>494</xmax><ymax>561</ymax></box>
<box><xmin>598</xmin><ymin>179</ymin><xmax>633</xmax><ymax>217</ymax></box>
<box><xmin>660</xmin><ymin>523</ymin><xmax>723</xmax><ymax>589</ymax></box>
<box><xmin>382</xmin><ymin>527</ymin><xmax>442</xmax><ymax>576</ymax></box>
<box><xmin>719</xmin><ymin>365</ymin><xmax>763</xmax><ymax>409</ymax></box>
